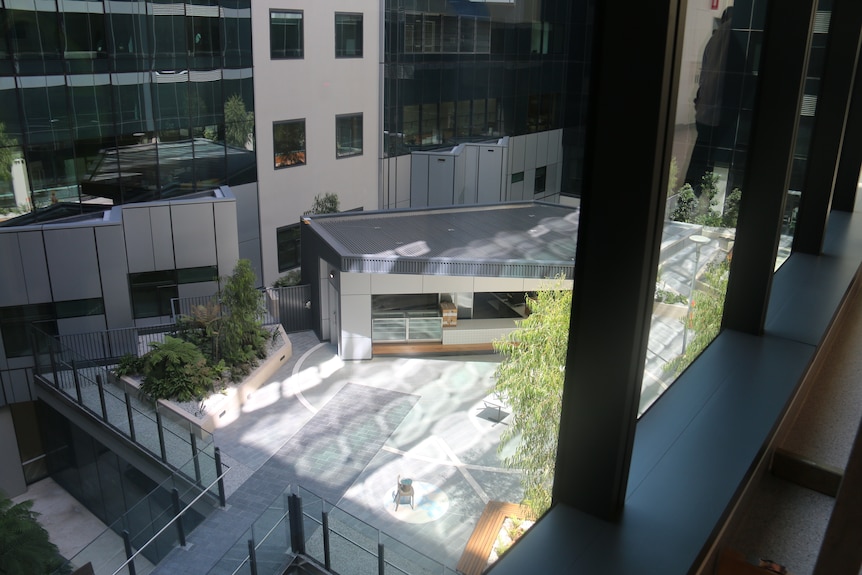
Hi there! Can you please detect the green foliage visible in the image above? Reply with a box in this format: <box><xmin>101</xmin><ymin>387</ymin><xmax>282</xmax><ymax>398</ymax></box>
<box><xmin>0</xmin><ymin>122</ymin><xmax>19</xmax><ymax>182</ymax></box>
<box><xmin>663</xmin><ymin>257</ymin><xmax>731</xmax><ymax>377</ymax></box>
<box><xmin>304</xmin><ymin>193</ymin><xmax>340</xmax><ymax>215</ymax></box>
<box><xmin>219</xmin><ymin>259</ymin><xmax>269</xmax><ymax>380</ymax></box>
<box><xmin>176</xmin><ymin>300</ymin><xmax>223</xmax><ymax>364</ymax></box>
<box><xmin>670</xmin><ymin>184</ymin><xmax>697</xmax><ymax>223</ymax></box>
<box><xmin>0</xmin><ymin>494</ymin><xmax>69</xmax><ymax>575</ymax></box>
<box><xmin>224</xmin><ymin>94</ymin><xmax>255</xmax><ymax>149</ymax></box>
<box><xmin>139</xmin><ymin>336</ymin><xmax>223</xmax><ymax>402</ymax></box>
<box><xmin>722</xmin><ymin>187</ymin><xmax>742</xmax><ymax>228</ymax></box>
<box><xmin>493</xmin><ymin>280</ymin><xmax>571</xmax><ymax>516</ymax></box>
<box><xmin>272</xmin><ymin>269</ymin><xmax>302</xmax><ymax>288</ymax></box>
<box><xmin>654</xmin><ymin>287</ymin><xmax>688</xmax><ymax>305</ymax></box>
<box><xmin>114</xmin><ymin>353</ymin><xmax>144</xmax><ymax>377</ymax></box>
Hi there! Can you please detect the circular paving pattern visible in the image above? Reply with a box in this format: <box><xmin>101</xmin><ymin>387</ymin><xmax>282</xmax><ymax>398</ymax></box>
<box><xmin>383</xmin><ymin>481</ymin><xmax>450</xmax><ymax>524</ymax></box>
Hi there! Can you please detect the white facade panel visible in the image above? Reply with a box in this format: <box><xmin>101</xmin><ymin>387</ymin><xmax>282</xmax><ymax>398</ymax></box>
<box><xmin>396</xmin><ymin>155</ymin><xmax>412</xmax><ymax>208</ymax></box>
<box><xmin>422</xmin><ymin>275</ymin><xmax>473</xmax><ymax>293</ymax></box>
<box><xmin>341</xmin><ymin>272</ymin><xmax>372</xmax><ymax>295</ymax></box>
<box><xmin>548</xmin><ymin>129</ymin><xmax>562</xmax><ymax>164</ymax></box>
<box><xmin>370</xmin><ymin>273</ymin><xmax>422</xmax><ymax>294</ymax></box>
<box><xmin>510</xmin><ymin>134</ymin><xmax>526</xmax><ymax>173</ymax></box>
<box><xmin>18</xmin><ymin>232</ymin><xmax>52</xmax><ymax>304</ymax></box>
<box><xmin>473</xmin><ymin>277</ymin><xmax>526</xmax><ymax>292</ymax></box>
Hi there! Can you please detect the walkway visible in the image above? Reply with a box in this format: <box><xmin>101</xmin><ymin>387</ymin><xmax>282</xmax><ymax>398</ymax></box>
<box><xmin>153</xmin><ymin>331</ymin><xmax>520</xmax><ymax>573</ymax></box>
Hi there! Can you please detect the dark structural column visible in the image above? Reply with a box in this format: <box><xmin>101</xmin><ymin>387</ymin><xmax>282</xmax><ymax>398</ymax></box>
<box><xmin>722</xmin><ymin>0</ymin><xmax>817</xmax><ymax>334</ymax></box>
<box><xmin>551</xmin><ymin>0</ymin><xmax>682</xmax><ymax>520</ymax></box>
<box><xmin>793</xmin><ymin>0</ymin><xmax>862</xmax><ymax>253</ymax></box>
<box><xmin>832</xmin><ymin>52</ymin><xmax>862</xmax><ymax>212</ymax></box>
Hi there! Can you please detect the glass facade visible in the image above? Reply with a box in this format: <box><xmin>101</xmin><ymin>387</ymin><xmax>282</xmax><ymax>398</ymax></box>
<box><xmin>382</xmin><ymin>0</ymin><xmax>589</xmax><ymax>197</ymax></box>
<box><xmin>0</xmin><ymin>1</ymin><xmax>256</xmax><ymax>216</ymax></box>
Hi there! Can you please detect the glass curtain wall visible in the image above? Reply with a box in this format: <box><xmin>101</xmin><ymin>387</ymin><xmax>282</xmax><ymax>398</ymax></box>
<box><xmin>642</xmin><ymin>0</ymin><xmax>767</xmax><ymax>414</ymax></box>
<box><xmin>0</xmin><ymin>0</ymin><xmax>255</xmax><ymax>219</ymax></box>
<box><xmin>382</xmin><ymin>0</ymin><xmax>574</xmax><ymax>158</ymax></box>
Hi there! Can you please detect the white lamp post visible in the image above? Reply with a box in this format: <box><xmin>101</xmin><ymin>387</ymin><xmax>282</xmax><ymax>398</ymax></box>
<box><xmin>682</xmin><ymin>234</ymin><xmax>711</xmax><ymax>354</ymax></box>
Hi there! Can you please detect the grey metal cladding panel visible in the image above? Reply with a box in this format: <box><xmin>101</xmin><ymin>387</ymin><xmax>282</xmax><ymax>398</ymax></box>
<box><xmin>510</xmin><ymin>134</ymin><xmax>526</xmax><ymax>173</ymax></box>
<box><xmin>464</xmin><ymin>145</ymin><xmax>479</xmax><ymax>203</ymax></box>
<box><xmin>172</xmin><ymin>202</ymin><xmax>217</xmax><ymax>269</ymax></box>
<box><xmin>18</xmin><ymin>232</ymin><xmax>52</xmax><ymax>303</ymax></box>
<box><xmin>0</xmin><ymin>233</ymin><xmax>28</xmax><ymax>306</ymax></box>
<box><xmin>231</xmin><ymin>182</ymin><xmax>260</xmax><ymax>244</ymax></box>
<box><xmin>410</xmin><ymin>154</ymin><xmax>429</xmax><ymax>207</ymax></box>
<box><xmin>536</xmin><ymin>131</ymin><xmax>549</xmax><ymax>166</ymax></box>
<box><xmin>428</xmin><ymin>156</ymin><xmax>454</xmax><ymax>206</ymax></box>
<box><xmin>95</xmin><ymin>225</ymin><xmax>132</xmax><ymax>329</ymax></box>
<box><xmin>477</xmin><ymin>146</ymin><xmax>503</xmax><ymax>204</ymax></box>
<box><xmin>123</xmin><ymin>207</ymin><xmax>156</xmax><ymax>273</ymax></box>
<box><xmin>150</xmin><ymin>206</ymin><xmax>175</xmax><ymax>270</ymax></box>
<box><xmin>43</xmin><ymin>228</ymin><xmax>102</xmax><ymax>301</ymax></box>
<box><xmin>214</xmin><ymin>201</ymin><xmax>240</xmax><ymax>276</ymax></box>
<box><xmin>453</xmin><ymin>152</ymin><xmax>467</xmax><ymax>204</ymax></box>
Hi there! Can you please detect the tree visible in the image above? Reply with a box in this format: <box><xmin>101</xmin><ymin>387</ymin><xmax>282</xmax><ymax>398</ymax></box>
<box><xmin>670</xmin><ymin>183</ymin><xmax>697</xmax><ymax>223</ymax></box>
<box><xmin>219</xmin><ymin>259</ymin><xmax>269</xmax><ymax>379</ymax></box>
<box><xmin>224</xmin><ymin>94</ymin><xmax>254</xmax><ymax>149</ymax></box>
<box><xmin>304</xmin><ymin>192</ymin><xmax>340</xmax><ymax>215</ymax></box>
<box><xmin>492</xmin><ymin>281</ymin><xmax>571</xmax><ymax>516</ymax></box>
<box><xmin>664</xmin><ymin>257</ymin><xmax>731</xmax><ymax>377</ymax></box>
<box><xmin>0</xmin><ymin>494</ymin><xmax>69</xmax><ymax>575</ymax></box>
<box><xmin>0</xmin><ymin>122</ymin><xmax>18</xmax><ymax>182</ymax></box>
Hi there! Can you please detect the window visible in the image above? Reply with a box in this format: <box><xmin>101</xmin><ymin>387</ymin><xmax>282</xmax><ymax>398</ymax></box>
<box><xmin>270</xmin><ymin>10</ymin><xmax>303</xmax><ymax>59</ymax></box>
<box><xmin>277</xmin><ymin>225</ymin><xmax>302</xmax><ymax>272</ymax></box>
<box><xmin>534</xmin><ymin>166</ymin><xmax>547</xmax><ymax>194</ymax></box>
<box><xmin>0</xmin><ymin>303</ymin><xmax>57</xmax><ymax>359</ymax></box>
<box><xmin>336</xmin><ymin>113</ymin><xmax>363</xmax><ymax>158</ymax></box>
<box><xmin>512</xmin><ymin>172</ymin><xmax>524</xmax><ymax>183</ymax></box>
<box><xmin>335</xmin><ymin>13</ymin><xmax>363</xmax><ymax>58</ymax></box>
<box><xmin>177</xmin><ymin>266</ymin><xmax>218</xmax><ymax>285</ymax></box>
<box><xmin>274</xmin><ymin>119</ymin><xmax>306</xmax><ymax>168</ymax></box>
<box><xmin>129</xmin><ymin>271</ymin><xmax>178</xmax><ymax>319</ymax></box>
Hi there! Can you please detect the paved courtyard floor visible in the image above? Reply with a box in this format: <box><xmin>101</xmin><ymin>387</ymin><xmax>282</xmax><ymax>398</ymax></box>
<box><xmin>152</xmin><ymin>330</ymin><xmax>520</xmax><ymax>573</ymax></box>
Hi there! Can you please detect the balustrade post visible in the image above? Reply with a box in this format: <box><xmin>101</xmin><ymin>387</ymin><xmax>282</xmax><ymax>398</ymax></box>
<box><xmin>322</xmin><ymin>510</ymin><xmax>332</xmax><ymax>571</ymax></box>
<box><xmin>215</xmin><ymin>447</ymin><xmax>226</xmax><ymax>507</ymax></box>
<box><xmin>172</xmin><ymin>488</ymin><xmax>186</xmax><ymax>547</ymax></box>
<box><xmin>122</xmin><ymin>530</ymin><xmax>137</xmax><ymax>575</ymax></box>
<box><xmin>125</xmin><ymin>390</ymin><xmax>136</xmax><ymax>443</ymax></box>
<box><xmin>190</xmin><ymin>432</ymin><xmax>201</xmax><ymax>485</ymax></box>
<box><xmin>378</xmin><ymin>542</ymin><xmax>385</xmax><ymax>575</ymax></box>
<box><xmin>155</xmin><ymin>407</ymin><xmax>167</xmax><ymax>462</ymax></box>
<box><xmin>96</xmin><ymin>374</ymin><xmax>108</xmax><ymax>422</ymax></box>
<box><xmin>248</xmin><ymin>539</ymin><xmax>258</xmax><ymax>575</ymax></box>
<box><xmin>72</xmin><ymin>360</ymin><xmax>83</xmax><ymax>404</ymax></box>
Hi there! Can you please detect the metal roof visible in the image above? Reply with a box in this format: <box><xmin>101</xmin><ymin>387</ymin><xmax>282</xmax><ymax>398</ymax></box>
<box><xmin>306</xmin><ymin>202</ymin><xmax>579</xmax><ymax>279</ymax></box>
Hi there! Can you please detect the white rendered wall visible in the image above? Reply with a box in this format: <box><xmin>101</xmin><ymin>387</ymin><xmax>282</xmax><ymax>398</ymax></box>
<box><xmin>253</xmin><ymin>0</ymin><xmax>380</xmax><ymax>287</ymax></box>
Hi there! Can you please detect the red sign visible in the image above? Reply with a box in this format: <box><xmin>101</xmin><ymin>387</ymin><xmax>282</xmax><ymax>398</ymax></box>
<box><xmin>711</xmin><ymin>0</ymin><xmax>720</xmax><ymax>9</ymax></box>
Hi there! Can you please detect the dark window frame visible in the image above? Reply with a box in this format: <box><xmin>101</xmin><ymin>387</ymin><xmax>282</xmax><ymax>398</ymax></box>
<box><xmin>335</xmin><ymin>13</ymin><xmax>363</xmax><ymax>58</ymax></box>
<box><xmin>277</xmin><ymin>224</ymin><xmax>302</xmax><ymax>272</ymax></box>
<box><xmin>336</xmin><ymin>113</ymin><xmax>363</xmax><ymax>158</ymax></box>
<box><xmin>270</xmin><ymin>9</ymin><xmax>304</xmax><ymax>59</ymax></box>
<box><xmin>273</xmin><ymin>119</ymin><xmax>307</xmax><ymax>169</ymax></box>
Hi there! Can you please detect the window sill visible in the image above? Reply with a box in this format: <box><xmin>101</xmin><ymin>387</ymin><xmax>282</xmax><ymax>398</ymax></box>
<box><xmin>487</xmin><ymin>210</ymin><xmax>862</xmax><ymax>575</ymax></box>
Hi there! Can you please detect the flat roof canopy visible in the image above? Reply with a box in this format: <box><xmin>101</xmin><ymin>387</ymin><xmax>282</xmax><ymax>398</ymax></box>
<box><xmin>305</xmin><ymin>202</ymin><xmax>579</xmax><ymax>279</ymax></box>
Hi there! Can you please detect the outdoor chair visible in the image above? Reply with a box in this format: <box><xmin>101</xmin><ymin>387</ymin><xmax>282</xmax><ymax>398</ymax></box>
<box><xmin>393</xmin><ymin>475</ymin><xmax>414</xmax><ymax>510</ymax></box>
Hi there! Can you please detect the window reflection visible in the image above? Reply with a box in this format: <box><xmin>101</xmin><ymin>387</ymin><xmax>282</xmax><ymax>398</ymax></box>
<box><xmin>643</xmin><ymin>1</ymin><xmax>764</xmax><ymax>415</ymax></box>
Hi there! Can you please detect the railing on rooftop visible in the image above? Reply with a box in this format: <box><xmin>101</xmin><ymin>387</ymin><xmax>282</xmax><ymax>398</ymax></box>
<box><xmin>211</xmin><ymin>484</ymin><xmax>458</xmax><ymax>575</ymax></box>
<box><xmin>30</xmin><ymin>325</ymin><xmax>224</xmax><ymax>491</ymax></box>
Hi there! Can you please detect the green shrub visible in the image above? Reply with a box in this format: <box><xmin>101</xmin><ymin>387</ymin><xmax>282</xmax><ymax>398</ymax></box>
<box><xmin>114</xmin><ymin>353</ymin><xmax>144</xmax><ymax>377</ymax></box>
<box><xmin>139</xmin><ymin>336</ymin><xmax>223</xmax><ymax>402</ymax></box>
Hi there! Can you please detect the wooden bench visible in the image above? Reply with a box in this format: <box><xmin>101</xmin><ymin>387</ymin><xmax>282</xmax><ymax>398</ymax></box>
<box><xmin>456</xmin><ymin>500</ymin><xmax>532</xmax><ymax>575</ymax></box>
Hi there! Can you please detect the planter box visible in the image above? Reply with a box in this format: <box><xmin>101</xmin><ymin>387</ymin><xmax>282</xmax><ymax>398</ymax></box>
<box><xmin>121</xmin><ymin>325</ymin><xmax>293</xmax><ymax>435</ymax></box>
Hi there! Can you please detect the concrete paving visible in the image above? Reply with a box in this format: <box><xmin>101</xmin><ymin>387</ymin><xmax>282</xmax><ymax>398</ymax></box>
<box><xmin>148</xmin><ymin>331</ymin><xmax>518</xmax><ymax>573</ymax></box>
